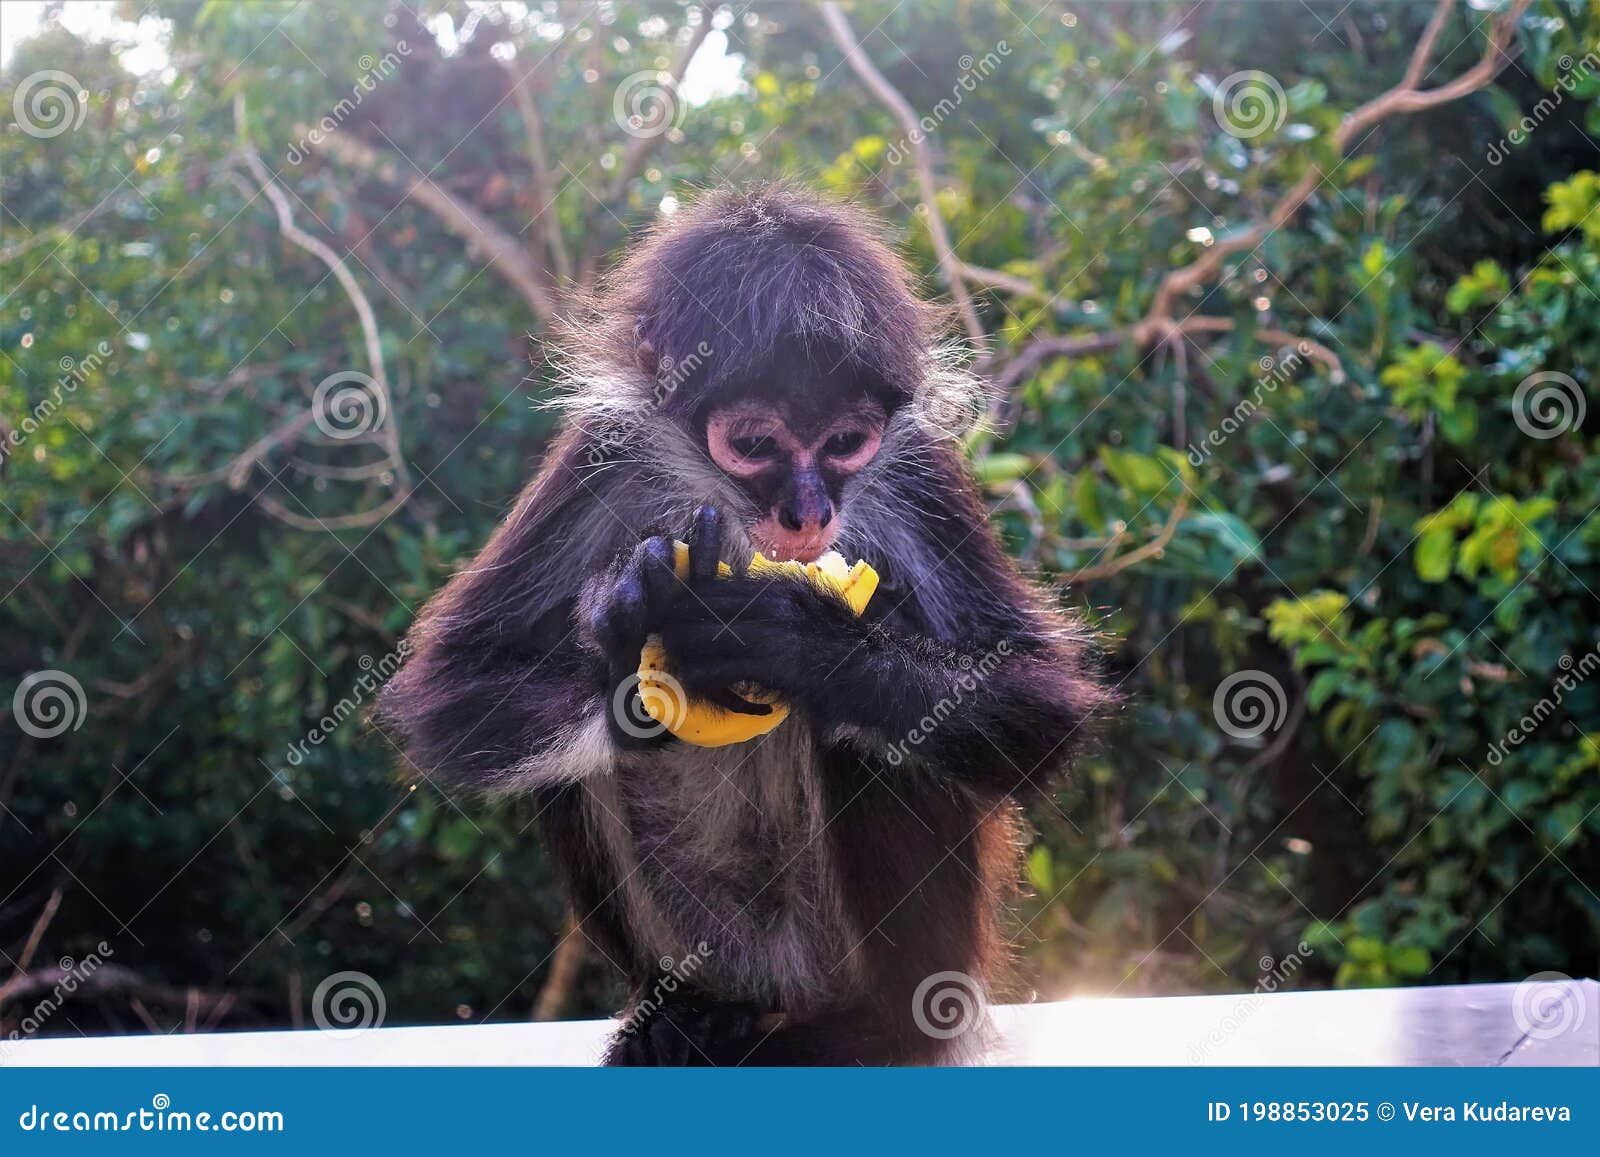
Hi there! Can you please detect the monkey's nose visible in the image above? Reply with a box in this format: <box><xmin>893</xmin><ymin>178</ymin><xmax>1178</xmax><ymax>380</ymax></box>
<box><xmin>778</xmin><ymin>500</ymin><xmax>833</xmax><ymax>532</ymax></box>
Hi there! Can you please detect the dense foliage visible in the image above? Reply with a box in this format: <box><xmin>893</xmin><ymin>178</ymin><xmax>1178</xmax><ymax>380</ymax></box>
<box><xmin>3</xmin><ymin>0</ymin><xmax>1596</xmax><ymax>1037</ymax></box>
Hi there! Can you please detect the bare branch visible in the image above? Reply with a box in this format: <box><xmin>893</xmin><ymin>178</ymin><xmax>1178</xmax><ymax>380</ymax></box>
<box><xmin>532</xmin><ymin>913</ymin><xmax>587</xmax><ymax>1021</ymax></box>
<box><xmin>505</xmin><ymin>60</ymin><xmax>574</xmax><ymax>282</ymax></box>
<box><xmin>820</xmin><ymin>1</ymin><xmax>986</xmax><ymax>350</ymax></box>
<box><xmin>1055</xmin><ymin>494</ymin><xmax>1191</xmax><ymax>585</ymax></box>
<box><xmin>255</xmin><ymin>488</ymin><xmax>411</xmax><ymax>532</ymax></box>
<box><xmin>0</xmin><ymin>962</ymin><xmax>250</xmax><ymax>1024</ymax></box>
<box><xmin>603</xmin><ymin>7</ymin><xmax>713</xmax><ymax>203</ymax></box>
<box><xmin>959</xmin><ymin>262</ymin><xmax>1053</xmax><ymax>302</ymax></box>
<box><xmin>1002</xmin><ymin>0</ymin><xmax>1527</xmax><ymax>392</ymax></box>
<box><xmin>1143</xmin><ymin>0</ymin><xmax>1528</xmax><ymax>325</ymax></box>
<box><xmin>992</xmin><ymin>330</ymin><xmax>1129</xmax><ymax>396</ymax></box>
<box><xmin>1403</xmin><ymin>0</ymin><xmax>1456</xmax><ymax>89</ymax></box>
<box><xmin>0</xmin><ymin>887</ymin><xmax>63</xmax><ymax>1004</ymax></box>
<box><xmin>1170</xmin><ymin>316</ymin><xmax>1344</xmax><ymax>379</ymax></box>
<box><xmin>308</xmin><ymin>124</ymin><xmax>560</xmax><ymax>323</ymax></box>
<box><xmin>228</xmin><ymin>105</ymin><xmax>414</xmax><ymax>535</ymax></box>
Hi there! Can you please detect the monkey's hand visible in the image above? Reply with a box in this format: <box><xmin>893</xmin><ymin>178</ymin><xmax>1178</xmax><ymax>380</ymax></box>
<box><xmin>654</xmin><ymin>568</ymin><xmax>874</xmax><ymax>721</ymax></box>
<box><xmin>580</xmin><ymin>508</ymin><xmax>776</xmax><ymax>746</ymax></box>
<box><xmin>659</xmin><ymin>560</ymin><xmax>1092</xmax><ymax>797</ymax></box>
<box><xmin>578</xmin><ymin>533</ymin><xmax>685</xmax><ymax>747</ymax></box>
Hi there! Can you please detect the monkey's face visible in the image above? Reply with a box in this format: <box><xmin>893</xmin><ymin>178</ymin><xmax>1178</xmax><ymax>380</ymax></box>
<box><xmin>704</xmin><ymin>396</ymin><xmax>886</xmax><ymax>563</ymax></box>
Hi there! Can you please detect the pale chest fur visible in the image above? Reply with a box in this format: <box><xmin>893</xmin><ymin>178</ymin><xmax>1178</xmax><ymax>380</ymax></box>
<box><xmin>580</xmin><ymin>726</ymin><xmax>860</xmax><ymax>1017</ymax></box>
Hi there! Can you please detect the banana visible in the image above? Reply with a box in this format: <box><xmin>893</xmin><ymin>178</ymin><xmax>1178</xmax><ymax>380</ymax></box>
<box><xmin>635</xmin><ymin>542</ymin><xmax>879</xmax><ymax>746</ymax></box>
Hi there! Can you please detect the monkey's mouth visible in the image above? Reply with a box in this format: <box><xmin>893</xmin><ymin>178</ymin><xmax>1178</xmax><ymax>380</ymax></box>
<box><xmin>750</xmin><ymin>520</ymin><xmax>838</xmax><ymax>564</ymax></box>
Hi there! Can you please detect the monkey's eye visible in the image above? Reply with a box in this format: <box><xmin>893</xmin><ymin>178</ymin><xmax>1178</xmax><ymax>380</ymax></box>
<box><xmin>822</xmin><ymin>431</ymin><xmax>867</xmax><ymax>457</ymax></box>
<box><xmin>730</xmin><ymin>434</ymin><xmax>779</xmax><ymax>461</ymax></box>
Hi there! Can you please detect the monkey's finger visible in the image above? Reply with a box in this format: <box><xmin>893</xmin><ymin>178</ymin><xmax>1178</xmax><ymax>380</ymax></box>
<box><xmin>594</xmin><ymin>542</ymin><xmax>669</xmax><ymax>659</ymax></box>
<box><xmin>590</xmin><ymin>583</ymin><xmax>644</xmax><ymax>660</ymax></box>
<box><xmin>687</xmin><ymin>504</ymin><xmax>722</xmax><ymax>581</ymax></box>
<box><xmin>631</xmin><ymin>535</ymin><xmax>678</xmax><ymax>623</ymax></box>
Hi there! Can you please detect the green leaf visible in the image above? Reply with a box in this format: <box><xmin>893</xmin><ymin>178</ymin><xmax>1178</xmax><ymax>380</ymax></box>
<box><xmin>973</xmin><ymin>453</ymin><xmax>1032</xmax><ymax>484</ymax></box>
<box><xmin>1415</xmin><ymin>527</ymin><xmax>1456</xmax><ymax>583</ymax></box>
<box><xmin>1027</xmin><ymin>845</ymin><xmax>1054</xmax><ymax>894</ymax></box>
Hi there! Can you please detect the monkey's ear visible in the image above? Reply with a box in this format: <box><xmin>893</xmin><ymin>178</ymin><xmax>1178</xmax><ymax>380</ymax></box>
<box><xmin>633</xmin><ymin>316</ymin><xmax>660</xmax><ymax>377</ymax></box>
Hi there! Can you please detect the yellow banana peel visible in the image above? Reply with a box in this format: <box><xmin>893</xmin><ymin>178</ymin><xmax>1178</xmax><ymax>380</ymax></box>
<box><xmin>635</xmin><ymin>542</ymin><xmax>879</xmax><ymax>747</ymax></box>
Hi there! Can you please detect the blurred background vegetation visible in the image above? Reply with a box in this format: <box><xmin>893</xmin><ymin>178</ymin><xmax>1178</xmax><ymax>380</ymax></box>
<box><xmin>2</xmin><ymin>0</ymin><xmax>1597</xmax><ymax>1038</ymax></box>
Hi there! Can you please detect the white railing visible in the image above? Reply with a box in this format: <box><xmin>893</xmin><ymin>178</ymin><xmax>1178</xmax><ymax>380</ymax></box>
<box><xmin>6</xmin><ymin>981</ymin><xmax>1594</xmax><ymax>1066</ymax></box>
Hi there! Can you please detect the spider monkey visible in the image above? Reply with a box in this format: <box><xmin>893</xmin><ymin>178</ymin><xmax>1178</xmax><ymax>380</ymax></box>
<box><xmin>379</xmin><ymin>184</ymin><xmax>1107</xmax><ymax>1065</ymax></box>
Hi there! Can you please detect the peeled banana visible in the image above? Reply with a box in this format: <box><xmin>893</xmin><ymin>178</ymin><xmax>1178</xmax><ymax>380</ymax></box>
<box><xmin>635</xmin><ymin>542</ymin><xmax>879</xmax><ymax>746</ymax></box>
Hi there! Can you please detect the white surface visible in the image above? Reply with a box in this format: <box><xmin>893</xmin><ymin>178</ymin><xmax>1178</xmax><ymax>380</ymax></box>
<box><xmin>6</xmin><ymin>982</ymin><xmax>1595</xmax><ymax>1066</ymax></box>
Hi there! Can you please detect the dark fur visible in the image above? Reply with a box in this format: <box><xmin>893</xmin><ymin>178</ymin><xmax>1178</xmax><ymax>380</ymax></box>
<box><xmin>378</xmin><ymin>185</ymin><xmax>1108</xmax><ymax>1065</ymax></box>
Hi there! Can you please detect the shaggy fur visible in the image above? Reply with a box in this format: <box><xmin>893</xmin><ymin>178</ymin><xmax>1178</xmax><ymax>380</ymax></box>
<box><xmin>378</xmin><ymin>184</ymin><xmax>1107</xmax><ymax>1065</ymax></box>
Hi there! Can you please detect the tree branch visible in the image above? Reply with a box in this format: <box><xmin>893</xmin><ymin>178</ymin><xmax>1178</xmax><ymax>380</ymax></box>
<box><xmin>0</xmin><ymin>963</ymin><xmax>250</xmax><ymax>1024</ymax></box>
<box><xmin>505</xmin><ymin>60</ymin><xmax>574</xmax><ymax>282</ymax></box>
<box><xmin>820</xmin><ymin>1</ymin><xmax>986</xmax><ymax>350</ymax></box>
<box><xmin>959</xmin><ymin>261</ymin><xmax>1053</xmax><ymax>302</ymax></box>
<box><xmin>0</xmin><ymin>887</ymin><xmax>63</xmax><ymax>1004</ymax></box>
<box><xmin>1001</xmin><ymin>0</ymin><xmax>1527</xmax><ymax>392</ymax></box>
<box><xmin>229</xmin><ymin>96</ymin><xmax>415</xmax><ymax>533</ymax></box>
<box><xmin>603</xmin><ymin>7</ymin><xmax>713</xmax><ymax>204</ymax></box>
<box><xmin>308</xmin><ymin>124</ymin><xmax>560</xmax><ymax>323</ymax></box>
<box><xmin>1142</xmin><ymin>0</ymin><xmax>1528</xmax><ymax>325</ymax></box>
<box><xmin>1055</xmin><ymin>494</ymin><xmax>1191</xmax><ymax>585</ymax></box>
<box><xmin>531</xmin><ymin>913</ymin><xmax>587</xmax><ymax>1021</ymax></box>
